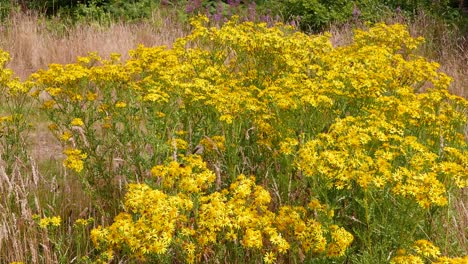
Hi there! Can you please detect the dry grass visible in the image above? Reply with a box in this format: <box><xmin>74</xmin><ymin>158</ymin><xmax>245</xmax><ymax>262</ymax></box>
<box><xmin>0</xmin><ymin>9</ymin><xmax>188</xmax><ymax>80</ymax></box>
<box><xmin>0</xmin><ymin>158</ymin><xmax>83</xmax><ymax>263</ymax></box>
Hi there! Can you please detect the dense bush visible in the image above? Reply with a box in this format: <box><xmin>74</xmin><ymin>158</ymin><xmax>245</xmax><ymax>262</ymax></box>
<box><xmin>271</xmin><ymin>0</ymin><xmax>465</xmax><ymax>31</ymax></box>
<box><xmin>23</xmin><ymin>16</ymin><xmax>468</xmax><ymax>262</ymax></box>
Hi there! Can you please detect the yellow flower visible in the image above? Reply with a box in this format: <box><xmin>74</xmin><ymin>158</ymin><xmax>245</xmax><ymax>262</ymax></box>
<box><xmin>391</xmin><ymin>255</ymin><xmax>424</xmax><ymax>264</ymax></box>
<box><xmin>38</xmin><ymin>218</ymin><xmax>49</xmax><ymax>228</ymax></box>
<box><xmin>60</xmin><ymin>131</ymin><xmax>73</xmax><ymax>141</ymax></box>
<box><xmin>115</xmin><ymin>101</ymin><xmax>127</xmax><ymax>108</ymax></box>
<box><xmin>41</xmin><ymin>100</ymin><xmax>56</xmax><ymax>109</ymax></box>
<box><xmin>86</xmin><ymin>91</ymin><xmax>98</xmax><ymax>101</ymax></box>
<box><xmin>38</xmin><ymin>216</ymin><xmax>61</xmax><ymax>229</ymax></box>
<box><xmin>279</xmin><ymin>137</ymin><xmax>299</xmax><ymax>155</ymax></box>
<box><xmin>70</xmin><ymin>118</ymin><xmax>84</xmax><ymax>127</ymax></box>
<box><xmin>413</xmin><ymin>239</ymin><xmax>440</xmax><ymax>258</ymax></box>
<box><xmin>242</xmin><ymin>228</ymin><xmax>263</xmax><ymax>249</ymax></box>
<box><xmin>49</xmin><ymin>216</ymin><xmax>62</xmax><ymax>227</ymax></box>
<box><xmin>327</xmin><ymin>225</ymin><xmax>354</xmax><ymax>257</ymax></box>
<box><xmin>263</xmin><ymin>252</ymin><xmax>276</xmax><ymax>264</ymax></box>
<box><xmin>74</xmin><ymin>217</ymin><xmax>94</xmax><ymax>227</ymax></box>
<box><xmin>63</xmin><ymin>148</ymin><xmax>87</xmax><ymax>172</ymax></box>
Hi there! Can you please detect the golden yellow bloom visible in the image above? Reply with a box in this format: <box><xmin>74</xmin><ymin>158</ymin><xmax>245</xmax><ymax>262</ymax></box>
<box><xmin>74</xmin><ymin>217</ymin><xmax>94</xmax><ymax>227</ymax></box>
<box><xmin>279</xmin><ymin>137</ymin><xmax>299</xmax><ymax>155</ymax></box>
<box><xmin>156</xmin><ymin>111</ymin><xmax>166</xmax><ymax>118</ymax></box>
<box><xmin>0</xmin><ymin>115</ymin><xmax>13</xmax><ymax>123</ymax></box>
<box><xmin>70</xmin><ymin>118</ymin><xmax>84</xmax><ymax>127</ymax></box>
<box><xmin>391</xmin><ymin>255</ymin><xmax>424</xmax><ymax>264</ymax></box>
<box><xmin>413</xmin><ymin>239</ymin><xmax>440</xmax><ymax>258</ymax></box>
<box><xmin>115</xmin><ymin>101</ymin><xmax>127</xmax><ymax>108</ymax></box>
<box><xmin>38</xmin><ymin>216</ymin><xmax>61</xmax><ymax>229</ymax></box>
<box><xmin>242</xmin><ymin>228</ymin><xmax>263</xmax><ymax>249</ymax></box>
<box><xmin>60</xmin><ymin>131</ymin><xmax>73</xmax><ymax>141</ymax></box>
<box><xmin>63</xmin><ymin>148</ymin><xmax>87</xmax><ymax>172</ymax></box>
<box><xmin>263</xmin><ymin>252</ymin><xmax>276</xmax><ymax>264</ymax></box>
<box><xmin>22</xmin><ymin>16</ymin><xmax>467</xmax><ymax>263</ymax></box>
<box><xmin>327</xmin><ymin>225</ymin><xmax>354</xmax><ymax>257</ymax></box>
<box><xmin>86</xmin><ymin>91</ymin><xmax>98</xmax><ymax>101</ymax></box>
<box><xmin>41</xmin><ymin>100</ymin><xmax>56</xmax><ymax>109</ymax></box>
<box><xmin>433</xmin><ymin>256</ymin><xmax>468</xmax><ymax>264</ymax></box>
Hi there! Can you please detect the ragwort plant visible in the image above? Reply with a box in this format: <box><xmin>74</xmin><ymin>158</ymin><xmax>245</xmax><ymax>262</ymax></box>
<box><xmin>30</xmin><ymin>51</ymin><xmax>177</xmax><ymax>210</ymax></box>
<box><xmin>0</xmin><ymin>49</ymin><xmax>32</xmax><ymax>174</ymax></box>
<box><xmin>28</xmin><ymin>16</ymin><xmax>468</xmax><ymax>262</ymax></box>
<box><xmin>390</xmin><ymin>239</ymin><xmax>468</xmax><ymax>264</ymax></box>
<box><xmin>90</xmin><ymin>154</ymin><xmax>354</xmax><ymax>263</ymax></box>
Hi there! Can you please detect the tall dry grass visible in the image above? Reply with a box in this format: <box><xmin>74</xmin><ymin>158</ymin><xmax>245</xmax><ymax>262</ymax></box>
<box><xmin>403</xmin><ymin>13</ymin><xmax>467</xmax><ymax>98</ymax></box>
<box><xmin>0</xmin><ymin>157</ymin><xmax>94</xmax><ymax>263</ymax></box>
<box><xmin>0</xmin><ymin>9</ymin><xmax>188</xmax><ymax>80</ymax></box>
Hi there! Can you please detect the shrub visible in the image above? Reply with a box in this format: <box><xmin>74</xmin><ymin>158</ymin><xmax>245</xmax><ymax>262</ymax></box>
<box><xmin>271</xmin><ymin>0</ymin><xmax>464</xmax><ymax>31</ymax></box>
<box><xmin>27</xmin><ymin>16</ymin><xmax>468</xmax><ymax>262</ymax></box>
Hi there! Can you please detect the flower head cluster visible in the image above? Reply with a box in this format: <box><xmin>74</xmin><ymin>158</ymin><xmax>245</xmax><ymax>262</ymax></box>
<box><xmin>296</xmin><ymin>112</ymin><xmax>464</xmax><ymax>208</ymax></box>
<box><xmin>151</xmin><ymin>154</ymin><xmax>216</xmax><ymax>194</ymax></box>
<box><xmin>28</xmin><ymin>17</ymin><xmax>468</xmax><ymax>210</ymax></box>
<box><xmin>391</xmin><ymin>240</ymin><xmax>467</xmax><ymax>264</ymax></box>
<box><xmin>0</xmin><ymin>49</ymin><xmax>28</xmax><ymax>95</ymax></box>
<box><xmin>32</xmin><ymin>214</ymin><xmax>62</xmax><ymax>229</ymax></box>
<box><xmin>91</xmin><ymin>156</ymin><xmax>353</xmax><ymax>262</ymax></box>
<box><xmin>63</xmin><ymin>148</ymin><xmax>87</xmax><ymax>173</ymax></box>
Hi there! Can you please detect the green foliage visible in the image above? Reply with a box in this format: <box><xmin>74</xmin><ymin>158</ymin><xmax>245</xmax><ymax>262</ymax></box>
<box><xmin>272</xmin><ymin>0</ymin><xmax>465</xmax><ymax>31</ymax></box>
<box><xmin>271</xmin><ymin>0</ymin><xmax>386</xmax><ymax>31</ymax></box>
<box><xmin>0</xmin><ymin>0</ymin><xmax>18</xmax><ymax>20</ymax></box>
<box><xmin>103</xmin><ymin>0</ymin><xmax>159</xmax><ymax>21</ymax></box>
<box><xmin>72</xmin><ymin>0</ymin><xmax>161</xmax><ymax>23</ymax></box>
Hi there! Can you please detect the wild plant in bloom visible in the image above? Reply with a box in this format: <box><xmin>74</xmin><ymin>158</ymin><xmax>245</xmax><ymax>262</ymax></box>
<box><xmin>391</xmin><ymin>240</ymin><xmax>468</xmax><ymax>264</ymax></box>
<box><xmin>26</xmin><ymin>16</ymin><xmax>468</xmax><ymax>262</ymax></box>
<box><xmin>91</xmin><ymin>155</ymin><xmax>354</xmax><ymax>262</ymax></box>
<box><xmin>296</xmin><ymin>113</ymin><xmax>465</xmax><ymax>208</ymax></box>
<box><xmin>63</xmin><ymin>148</ymin><xmax>87</xmax><ymax>173</ymax></box>
<box><xmin>0</xmin><ymin>49</ymin><xmax>33</xmax><ymax>173</ymax></box>
<box><xmin>294</xmin><ymin>22</ymin><xmax>468</xmax><ymax>210</ymax></box>
<box><xmin>32</xmin><ymin>215</ymin><xmax>62</xmax><ymax>229</ymax></box>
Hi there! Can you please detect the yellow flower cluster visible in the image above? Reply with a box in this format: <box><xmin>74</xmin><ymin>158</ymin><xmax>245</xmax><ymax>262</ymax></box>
<box><xmin>63</xmin><ymin>148</ymin><xmax>87</xmax><ymax>173</ymax></box>
<box><xmin>391</xmin><ymin>240</ymin><xmax>468</xmax><ymax>264</ymax></box>
<box><xmin>296</xmin><ymin>112</ymin><xmax>465</xmax><ymax>208</ymax></box>
<box><xmin>0</xmin><ymin>49</ymin><xmax>28</xmax><ymax>95</ymax></box>
<box><xmin>91</xmin><ymin>155</ymin><xmax>353</xmax><ymax>262</ymax></box>
<box><xmin>70</xmin><ymin>117</ymin><xmax>84</xmax><ymax>127</ymax></box>
<box><xmin>151</xmin><ymin>154</ymin><xmax>216</xmax><ymax>193</ymax></box>
<box><xmin>32</xmin><ymin>214</ymin><xmax>62</xmax><ymax>229</ymax></box>
<box><xmin>74</xmin><ymin>217</ymin><xmax>94</xmax><ymax>227</ymax></box>
<box><xmin>199</xmin><ymin>135</ymin><xmax>226</xmax><ymax>154</ymax></box>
